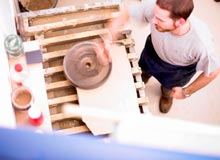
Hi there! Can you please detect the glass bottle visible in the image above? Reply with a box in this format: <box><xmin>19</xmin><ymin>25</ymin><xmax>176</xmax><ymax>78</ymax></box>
<box><xmin>4</xmin><ymin>34</ymin><xmax>24</xmax><ymax>58</ymax></box>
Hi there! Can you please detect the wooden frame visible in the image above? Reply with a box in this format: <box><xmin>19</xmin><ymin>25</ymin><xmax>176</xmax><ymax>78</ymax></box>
<box><xmin>16</xmin><ymin>0</ymin><xmax>148</xmax><ymax>135</ymax></box>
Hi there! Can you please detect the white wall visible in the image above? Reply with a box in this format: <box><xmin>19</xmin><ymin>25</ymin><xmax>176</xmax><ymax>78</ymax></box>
<box><xmin>0</xmin><ymin>0</ymin><xmax>17</xmax><ymax>36</ymax></box>
<box><xmin>0</xmin><ymin>0</ymin><xmax>17</xmax><ymax>128</ymax></box>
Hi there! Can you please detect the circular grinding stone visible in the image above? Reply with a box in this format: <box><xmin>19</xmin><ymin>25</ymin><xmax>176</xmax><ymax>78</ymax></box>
<box><xmin>63</xmin><ymin>42</ymin><xmax>112</xmax><ymax>89</ymax></box>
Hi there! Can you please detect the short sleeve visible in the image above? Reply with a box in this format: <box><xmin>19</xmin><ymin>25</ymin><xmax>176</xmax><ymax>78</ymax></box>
<box><xmin>196</xmin><ymin>46</ymin><xmax>220</xmax><ymax>76</ymax></box>
<box><xmin>194</xmin><ymin>20</ymin><xmax>220</xmax><ymax>75</ymax></box>
<box><xmin>128</xmin><ymin>0</ymin><xmax>156</xmax><ymax>23</ymax></box>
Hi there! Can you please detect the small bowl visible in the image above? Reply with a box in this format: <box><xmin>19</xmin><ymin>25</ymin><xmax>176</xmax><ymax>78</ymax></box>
<box><xmin>11</xmin><ymin>86</ymin><xmax>33</xmax><ymax>110</ymax></box>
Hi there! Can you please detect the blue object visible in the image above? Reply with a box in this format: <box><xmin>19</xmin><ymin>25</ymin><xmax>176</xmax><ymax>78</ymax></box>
<box><xmin>25</xmin><ymin>50</ymin><xmax>43</xmax><ymax>64</ymax></box>
<box><xmin>0</xmin><ymin>127</ymin><xmax>219</xmax><ymax>160</ymax></box>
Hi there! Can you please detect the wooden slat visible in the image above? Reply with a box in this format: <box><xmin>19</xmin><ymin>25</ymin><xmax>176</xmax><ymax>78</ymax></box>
<box><xmin>127</xmin><ymin>52</ymin><xmax>138</xmax><ymax>60</ymax></box>
<box><xmin>51</xmin><ymin>113</ymin><xmax>66</xmax><ymax>122</ymax></box>
<box><xmin>26</xmin><ymin>12</ymin><xmax>119</xmax><ymax>35</ymax></box>
<box><xmin>115</xmin><ymin>38</ymin><xmax>135</xmax><ymax>47</ymax></box>
<box><xmin>43</xmin><ymin>49</ymin><xmax>68</xmax><ymax>61</ymax></box>
<box><xmin>48</xmin><ymin>94</ymin><xmax>78</xmax><ymax>106</ymax></box>
<box><xmin>55</xmin><ymin>125</ymin><xmax>90</xmax><ymax>135</ymax></box>
<box><xmin>43</xmin><ymin>38</ymin><xmax>135</xmax><ymax>62</ymax></box>
<box><xmin>137</xmin><ymin>97</ymin><xmax>149</xmax><ymax>105</ymax></box>
<box><xmin>44</xmin><ymin>66</ymin><xmax>64</xmax><ymax>76</ymax></box>
<box><xmin>46</xmin><ymin>80</ymin><xmax>72</xmax><ymax>91</ymax></box>
<box><xmin>39</xmin><ymin>28</ymin><xmax>109</xmax><ymax>46</ymax></box>
<box><xmin>20</xmin><ymin>0</ymin><xmax>121</xmax><ymax>18</ymax></box>
<box><xmin>47</xmin><ymin>82</ymin><xmax>145</xmax><ymax>107</ymax></box>
<box><xmin>131</xmin><ymin>67</ymin><xmax>142</xmax><ymax>75</ymax></box>
<box><xmin>135</xmin><ymin>82</ymin><xmax>145</xmax><ymax>90</ymax></box>
<box><xmin>45</xmin><ymin>69</ymin><xmax>143</xmax><ymax>90</ymax></box>
<box><xmin>51</xmin><ymin>113</ymin><xmax>75</xmax><ymax>123</ymax></box>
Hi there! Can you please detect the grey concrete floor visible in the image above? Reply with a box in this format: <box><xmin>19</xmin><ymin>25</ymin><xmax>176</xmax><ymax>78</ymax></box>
<box><xmin>127</xmin><ymin>0</ymin><xmax>220</xmax><ymax>126</ymax></box>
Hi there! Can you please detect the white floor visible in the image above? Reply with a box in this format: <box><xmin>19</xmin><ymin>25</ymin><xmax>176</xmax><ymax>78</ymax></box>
<box><xmin>127</xmin><ymin>0</ymin><xmax>220</xmax><ymax>126</ymax></box>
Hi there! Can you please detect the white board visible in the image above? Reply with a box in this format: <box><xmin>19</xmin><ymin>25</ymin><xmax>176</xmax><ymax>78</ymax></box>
<box><xmin>77</xmin><ymin>44</ymin><xmax>140</xmax><ymax>135</ymax></box>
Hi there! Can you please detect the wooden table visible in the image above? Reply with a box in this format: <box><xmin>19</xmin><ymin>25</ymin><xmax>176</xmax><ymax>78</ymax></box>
<box><xmin>9</xmin><ymin>40</ymin><xmax>52</xmax><ymax>132</ymax></box>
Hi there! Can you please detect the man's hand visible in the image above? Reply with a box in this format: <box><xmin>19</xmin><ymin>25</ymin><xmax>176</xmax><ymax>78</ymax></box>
<box><xmin>171</xmin><ymin>68</ymin><xmax>220</xmax><ymax>99</ymax></box>
<box><xmin>95</xmin><ymin>41</ymin><xmax>112</xmax><ymax>66</ymax></box>
<box><xmin>171</xmin><ymin>87</ymin><xmax>186</xmax><ymax>99</ymax></box>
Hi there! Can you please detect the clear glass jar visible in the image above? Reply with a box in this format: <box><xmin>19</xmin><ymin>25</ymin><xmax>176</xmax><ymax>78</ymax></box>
<box><xmin>4</xmin><ymin>34</ymin><xmax>24</xmax><ymax>58</ymax></box>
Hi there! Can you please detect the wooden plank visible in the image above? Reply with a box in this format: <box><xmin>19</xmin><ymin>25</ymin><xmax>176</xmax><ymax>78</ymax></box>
<box><xmin>51</xmin><ymin>113</ymin><xmax>74</xmax><ymax>123</ymax></box>
<box><xmin>48</xmin><ymin>95</ymin><xmax>78</xmax><ymax>106</ymax></box>
<box><xmin>51</xmin><ymin>113</ymin><xmax>68</xmax><ymax>123</ymax></box>
<box><xmin>137</xmin><ymin>97</ymin><xmax>149</xmax><ymax>106</ymax></box>
<box><xmin>135</xmin><ymin>82</ymin><xmax>145</xmax><ymax>90</ymax></box>
<box><xmin>20</xmin><ymin>0</ymin><xmax>121</xmax><ymax>18</ymax></box>
<box><xmin>115</xmin><ymin>38</ymin><xmax>135</xmax><ymax>47</ymax></box>
<box><xmin>77</xmin><ymin>44</ymin><xmax>140</xmax><ymax>135</ymax></box>
<box><xmin>44</xmin><ymin>66</ymin><xmax>63</xmax><ymax>76</ymax></box>
<box><xmin>43</xmin><ymin>49</ymin><xmax>68</xmax><ymax>61</ymax></box>
<box><xmin>55</xmin><ymin>125</ymin><xmax>90</xmax><ymax>135</ymax></box>
<box><xmin>39</xmin><ymin>28</ymin><xmax>109</xmax><ymax>46</ymax></box>
<box><xmin>43</xmin><ymin>38</ymin><xmax>135</xmax><ymax>62</ymax></box>
<box><xmin>131</xmin><ymin>67</ymin><xmax>142</xmax><ymax>75</ymax></box>
<box><xmin>46</xmin><ymin>80</ymin><xmax>72</xmax><ymax>91</ymax></box>
<box><xmin>127</xmin><ymin>52</ymin><xmax>139</xmax><ymax>60</ymax></box>
<box><xmin>25</xmin><ymin>12</ymin><xmax>119</xmax><ymax>35</ymax></box>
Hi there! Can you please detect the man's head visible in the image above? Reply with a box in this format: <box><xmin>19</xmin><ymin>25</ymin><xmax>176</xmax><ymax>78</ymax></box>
<box><xmin>153</xmin><ymin>0</ymin><xmax>194</xmax><ymax>32</ymax></box>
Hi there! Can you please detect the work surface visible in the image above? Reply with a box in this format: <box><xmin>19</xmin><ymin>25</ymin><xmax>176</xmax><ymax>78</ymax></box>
<box><xmin>13</xmin><ymin>0</ymin><xmax>148</xmax><ymax>134</ymax></box>
<box><xmin>78</xmin><ymin>44</ymin><xmax>140</xmax><ymax>135</ymax></box>
<box><xmin>8</xmin><ymin>41</ymin><xmax>52</xmax><ymax>132</ymax></box>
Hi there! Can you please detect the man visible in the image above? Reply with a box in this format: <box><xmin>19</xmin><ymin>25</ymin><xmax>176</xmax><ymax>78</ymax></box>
<box><xmin>108</xmin><ymin>0</ymin><xmax>220</xmax><ymax>113</ymax></box>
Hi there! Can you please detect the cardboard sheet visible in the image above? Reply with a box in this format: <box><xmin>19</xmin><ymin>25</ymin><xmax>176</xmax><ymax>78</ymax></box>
<box><xmin>77</xmin><ymin>44</ymin><xmax>139</xmax><ymax>135</ymax></box>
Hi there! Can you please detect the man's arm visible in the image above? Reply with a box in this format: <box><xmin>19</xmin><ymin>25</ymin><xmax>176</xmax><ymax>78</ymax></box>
<box><xmin>171</xmin><ymin>67</ymin><xmax>220</xmax><ymax>99</ymax></box>
<box><xmin>107</xmin><ymin>5</ymin><xmax>129</xmax><ymax>41</ymax></box>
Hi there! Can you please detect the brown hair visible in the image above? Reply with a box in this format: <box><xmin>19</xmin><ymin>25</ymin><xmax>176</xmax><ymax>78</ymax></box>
<box><xmin>156</xmin><ymin>0</ymin><xmax>194</xmax><ymax>20</ymax></box>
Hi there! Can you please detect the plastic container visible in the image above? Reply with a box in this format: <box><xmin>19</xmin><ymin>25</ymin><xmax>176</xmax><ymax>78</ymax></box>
<box><xmin>10</xmin><ymin>63</ymin><xmax>29</xmax><ymax>86</ymax></box>
<box><xmin>4</xmin><ymin>34</ymin><xmax>24</xmax><ymax>58</ymax></box>
<box><xmin>28</xmin><ymin>106</ymin><xmax>44</xmax><ymax>126</ymax></box>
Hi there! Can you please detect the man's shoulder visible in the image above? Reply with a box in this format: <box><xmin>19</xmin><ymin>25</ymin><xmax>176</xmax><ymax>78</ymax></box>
<box><xmin>190</xmin><ymin>16</ymin><xmax>211</xmax><ymax>34</ymax></box>
<box><xmin>190</xmin><ymin>15</ymin><xmax>213</xmax><ymax>46</ymax></box>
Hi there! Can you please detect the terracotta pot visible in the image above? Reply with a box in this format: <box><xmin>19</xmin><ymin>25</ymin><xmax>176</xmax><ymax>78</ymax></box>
<box><xmin>11</xmin><ymin>86</ymin><xmax>33</xmax><ymax>110</ymax></box>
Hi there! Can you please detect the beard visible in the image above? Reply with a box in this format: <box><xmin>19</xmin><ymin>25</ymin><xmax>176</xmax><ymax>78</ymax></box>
<box><xmin>155</xmin><ymin>24</ymin><xmax>177</xmax><ymax>32</ymax></box>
